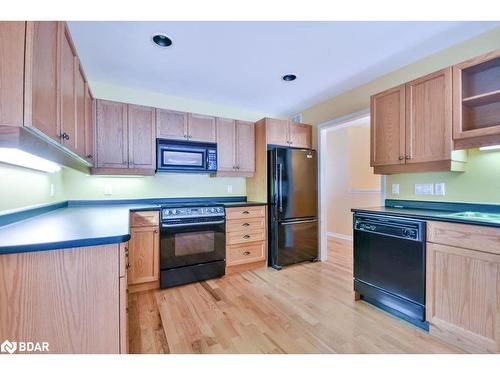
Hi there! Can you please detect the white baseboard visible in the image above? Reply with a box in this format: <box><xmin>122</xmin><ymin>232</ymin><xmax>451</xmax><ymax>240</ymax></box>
<box><xmin>327</xmin><ymin>232</ymin><xmax>353</xmax><ymax>241</ymax></box>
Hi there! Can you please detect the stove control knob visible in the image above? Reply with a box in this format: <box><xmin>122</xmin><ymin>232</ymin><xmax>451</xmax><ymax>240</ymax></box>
<box><xmin>164</xmin><ymin>209</ymin><xmax>170</xmax><ymax>216</ymax></box>
<box><xmin>173</xmin><ymin>209</ymin><xmax>179</xmax><ymax>215</ymax></box>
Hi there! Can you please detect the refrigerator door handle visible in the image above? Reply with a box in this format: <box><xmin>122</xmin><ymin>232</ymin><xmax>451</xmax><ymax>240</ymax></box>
<box><xmin>278</xmin><ymin>163</ymin><xmax>283</xmax><ymax>213</ymax></box>
<box><xmin>280</xmin><ymin>219</ymin><xmax>318</xmax><ymax>225</ymax></box>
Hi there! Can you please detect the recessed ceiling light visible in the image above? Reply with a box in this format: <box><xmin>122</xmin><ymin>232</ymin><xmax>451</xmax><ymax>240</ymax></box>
<box><xmin>152</xmin><ymin>34</ymin><xmax>173</xmax><ymax>47</ymax></box>
<box><xmin>282</xmin><ymin>74</ymin><xmax>297</xmax><ymax>82</ymax></box>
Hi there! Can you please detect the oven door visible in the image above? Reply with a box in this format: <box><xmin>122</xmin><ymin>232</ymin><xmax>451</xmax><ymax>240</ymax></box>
<box><xmin>157</xmin><ymin>144</ymin><xmax>207</xmax><ymax>172</ymax></box>
<box><xmin>160</xmin><ymin>221</ymin><xmax>226</xmax><ymax>270</ymax></box>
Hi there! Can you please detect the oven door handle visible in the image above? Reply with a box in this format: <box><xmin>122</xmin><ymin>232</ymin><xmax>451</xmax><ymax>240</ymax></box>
<box><xmin>161</xmin><ymin>220</ymin><xmax>225</xmax><ymax>228</ymax></box>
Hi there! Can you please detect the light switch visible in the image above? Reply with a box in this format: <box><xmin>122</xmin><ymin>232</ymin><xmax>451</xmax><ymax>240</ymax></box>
<box><xmin>391</xmin><ymin>184</ymin><xmax>400</xmax><ymax>195</ymax></box>
<box><xmin>227</xmin><ymin>185</ymin><xmax>233</xmax><ymax>193</ymax></box>
<box><xmin>415</xmin><ymin>183</ymin><xmax>434</xmax><ymax>195</ymax></box>
<box><xmin>435</xmin><ymin>183</ymin><xmax>446</xmax><ymax>196</ymax></box>
<box><xmin>50</xmin><ymin>183</ymin><xmax>55</xmax><ymax>197</ymax></box>
<box><xmin>104</xmin><ymin>184</ymin><xmax>113</xmax><ymax>195</ymax></box>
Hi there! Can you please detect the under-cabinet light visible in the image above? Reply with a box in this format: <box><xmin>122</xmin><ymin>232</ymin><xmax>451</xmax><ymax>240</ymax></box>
<box><xmin>479</xmin><ymin>145</ymin><xmax>500</xmax><ymax>151</ymax></box>
<box><xmin>0</xmin><ymin>148</ymin><xmax>61</xmax><ymax>173</ymax></box>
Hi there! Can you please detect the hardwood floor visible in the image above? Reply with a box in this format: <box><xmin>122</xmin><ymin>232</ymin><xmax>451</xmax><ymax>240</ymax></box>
<box><xmin>128</xmin><ymin>237</ymin><xmax>462</xmax><ymax>354</ymax></box>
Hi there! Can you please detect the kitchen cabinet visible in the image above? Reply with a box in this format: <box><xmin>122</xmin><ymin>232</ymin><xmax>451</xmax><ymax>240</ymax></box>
<box><xmin>75</xmin><ymin>64</ymin><xmax>87</xmax><ymax>157</ymax></box>
<box><xmin>0</xmin><ymin>243</ymin><xmax>127</xmax><ymax>353</ymax></box>
<box><xmin>0</xmin><ymin>22</ymin><xmax>26</xmax><ymax>127</ymax></box>
<box><xmin>156</xmin><ymin>108</ymin><xmax>188</xmax><ymax>140</ymax></box>
<box><xmin>128</xmin><ymin>211</ymin><xmax>160</xmax><ymax>286</ymax></box>
<box><xmin>371</xmin><ymin>68</ymin><xmax>465</xmax><ymax>174</ymax></box>
<box><xmin>95</xmin><ymin>100</ymin><xmax>128</xmax><ymax>169</ymax></box>
<box><xmin>453</xmin><ymin>49</ymin><xmax>500</xmax><ymax>149</ymax></box>
<box><xmin>84</xmin><ymin>85</ymin><xmax>95</xmax><ymax>161</ymax></box>
<box><xmin>426</xmin><ymin>221</ymin><xmax>500</xmax><ymax>353</ymax></box>
<box><xmin>188</xmin><ymin>113</ymin><xmax>216</xmax><ymax>142</ymax></box>
<box><xmin>216</xmin><ymin>118</ymin><xmax>255</xmax><ymax>176</ymax></box>
<box><xmin>128</xmin><ymin>104</ymin><xmax>156</xmax><ymax>170</ymax></box>
<box><xmin>225</xmin><ymin>206</ymin><xmax>267</xmax><ymax>274</ymax></box>
<box><xmin>289</xmin><ymin>122</ymin><xmax>312</xmax><ymax>149</ymax></box>
<box><xmin>265</xmin><ymin>118</ymin><xmax>312</xmax><ymax>148</ymax></box>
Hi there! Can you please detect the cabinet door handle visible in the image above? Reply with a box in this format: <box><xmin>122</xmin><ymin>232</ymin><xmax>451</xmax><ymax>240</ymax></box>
<box><xmin>154</xmin><ymin>229</ymin><xmax>158</xmax><ymax>233</ymax></box>
<box><xmin>243</xmin><ymin>235</ymin><xmax>251</xmax><ymax>239</ymax></box>
<box><xmin>242</xmin><ymin>222</ymin><xmax>250</xmax><ymax>227</ymax></box>
<box><xmin>242</xmin><ymin>211</ymin><xmax>250</xmax><ymax>215</ymax></box>
<box><xmin>60</xmin><ymin>132</ymin><xmax>70</xmax><ymax>141</ymax></box>
<box><xmin>243</xmin><ymin>251</ymin><xmax>250</xmax><ymax>256</ymax></box>
<box><xmin>398</xmin><ymin>155</ymin><xmax>404</xmax><ymax>160</ymax></box>
<box><xmin>86</xmin><ymin>154</ymin><xmax>93</xmax><ymax>159</ymax></box>
<box><xmin>184</xmin><ymin>134</ymin><xmax>188</xmax><ymax>138</ymax></box>
<box><xmin>405</xmin><ymin>155</ymin><xmax>411</xmax><ymax>160</ymax></box>
<box><xmin>188</xmin><ymin>135</ymin><xmax>192</xmax><ymax>139</ymax></box>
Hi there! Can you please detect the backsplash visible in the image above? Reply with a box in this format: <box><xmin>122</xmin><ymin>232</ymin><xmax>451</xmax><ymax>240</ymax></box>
<box><xmin>386</xmin><ymin>149</ymin><xmax>500</xmax><ymax>204</ymax></box>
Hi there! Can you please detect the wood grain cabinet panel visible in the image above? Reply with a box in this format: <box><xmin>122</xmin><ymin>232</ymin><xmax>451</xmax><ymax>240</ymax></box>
<box><xmin>236</xmin><ymin>120</ymin><xmax>255</xmax><ymax>173</ymax></box>
<box><xmin>156</xmin><ymin>108</ymin><xmax>188</xmax><ymax>140</ymax></box>
<box><xmin>226</xmin><ymin>206</ymin><xmax>266</xmax><ymax>220</ymax></box>
<box><xmin>96</xmin><ymin>99</ymin><xmax>128</xmax><ymax>168</ymax></box>
<box><xmin>266</xmin><ymin>118</ymin><xmax>289</xmax><ymax>146</ymax></box>
<box><xmin>370</xmin><ymin>85</ymin><xmax>406</xmax><ymax>167</ymax></box>
<box><xmin>84</xmin><ymin>85</ymin><xmax>95</xmax><ymax>162</ymax></box>
<box><xmin>426</xmin><ymin>242</ymin><xmax>500</xmax><ymax>353</ymax></box>
<box><xmin>0</xmin><ymin>22</ymin><xmax>25</xmax><ymax>127</ymax></box>
<box><xmin>289</xmin><ymin>122</ymin><xmax>312</xmax><ymax>149</ymax></box>
<box><xmin>226</xmin><ymin>241</ymin><xmax>266</xmax><ymax>266</ymax></box>
<box><xmin>128</xmin><ymin>104</ymin><xmax>156</xmax><ymax>170</ymax></box>
<box><xmin>405</xmin><ymin>68</ymin><xmax>452</xmax><ymax>164</ymax></box>
<box><xmin>216</xmin><ymin>118</ymin><xmax>237</xmax><ymax>172</ymax></box>
<box><xmin>131</xmin><ymin>211</ymin><xmax>159</xmax><ymax>227</ymax></box>
<box><xmin>128</xmin><ymin>226</ymin><xmax>160</xmax><ymax>285</ymax></box>
<box><xmin>188</xmin><ymin>113</ymin><xmax>216</xmax><ymax>142</ymax></box>
<box><xmin>75</xmin><ymin>64</ymin><xmax>86</xmax><ymax>157</ymax></box>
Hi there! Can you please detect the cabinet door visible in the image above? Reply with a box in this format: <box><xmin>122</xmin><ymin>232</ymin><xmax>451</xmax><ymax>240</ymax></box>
<box><xmin>216</xmin><ymin>118</ymin><xmax>236</xmax><ymax>172</ymax></box>
<box><xmin>427</xmin><ymin>242</ymin><xmax>500</xmax><ymax>353</ymax></box>
<box><xmin>128</xmin><ymin>104</ymin><xmax>156</xmax><ymax>170</ymax></box>
<box><xmin>266</xmin><ymin>118</ymin><xmax>289</xmax><ymax>146</ymax></box>
<box><xmin>188</xmin><ymin>113</ymin><xmax>216</xmax><ymax>142</ymax></box>
<box><xmin>0</xmin><ymin>22</ymin><xmax>25</xmax><ymax>127</ymax></box>
<box><xmin>128</xmin><ymin>227</ymin><xmax>159</xmax><ymax>285</ymax></box>
<box><xmin>96</xmin><ymin>100</ymin><xmax>128</xmax><ymax>168</ymax></box>
<box><xmin>236</xmin><ymin>120</ymin><xmax>255</xmax><ymax>173</ymax></box>
<box><xmin>24</xmin><ymin>21</ymin><xmax>60</xmax><ymax>140</ymax></box>
<box><xmin>60</xmin><ymin>24</ymin><xmax>77</xmax><ymax>153</ymax></box>
<box><xmin>74</xmin><ymin>64</ymin><xmax>86</xmax><ymax>157</ymax></box>
<box><xmin>406</xmin><ymin>68</ymin><xmax>452</xmax><ymax>164</ymax></box>
<box><xmin>156</xmin><ymin>108</ymin><xmax>188</xmax><ymax>140</ymax></box>
<box><xmin>289</xmin><ymin>122</ymin><xmax>312</xmax><ymax>149</ymax></box>
<box><xmin>84</xmin><ymin>85</ymin><xmax>95</xmax><ymax>162</ymax></box>
<box><xmin>370</xmin><ymin>85</ymin><xmax>406</xmax><ymax>166</ymax></box>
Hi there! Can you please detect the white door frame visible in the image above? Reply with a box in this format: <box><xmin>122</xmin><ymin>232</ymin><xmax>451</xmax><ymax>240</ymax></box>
<box><xmin>316</xmin><ymin>109</ymin><xmax>385</xmax><ymax>261</ymax></box>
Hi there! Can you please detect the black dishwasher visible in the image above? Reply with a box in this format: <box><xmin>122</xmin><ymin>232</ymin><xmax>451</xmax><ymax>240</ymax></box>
<box><xmin>353</xmin><ymin>213</ymin><xmax>427</xmax><ymax>329</ymax></box>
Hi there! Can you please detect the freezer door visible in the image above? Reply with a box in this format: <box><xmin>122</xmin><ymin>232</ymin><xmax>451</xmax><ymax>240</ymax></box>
<box><xmin>273</xmin><ymin>219</ymin><xmax>318</xmax><ymax>267</ymax></box>
<box><xmin>277</xmin><ymin>148</ymin><xmax>317</xmax><ymax>220</ymax></box>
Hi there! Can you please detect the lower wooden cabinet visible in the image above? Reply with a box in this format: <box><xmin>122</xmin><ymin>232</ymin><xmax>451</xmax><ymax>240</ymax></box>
<box><xmin>225</xmin><ymin>205</ymin><xmax>267</xmax><ymax>273</ymax></box>
<box><xmin>0</xmin><ymin>244</ymin><xmax>127</xmax><ymax>354</ymax></box>
<box><xmin>128</xmin><ymin>212</ymin><xmax>160</xmax><ymax>288</ymax></box>
<box><xmin>426</xmin><ymin>221</ymin><xmax>500</xmax><ymax>353</ymax></box>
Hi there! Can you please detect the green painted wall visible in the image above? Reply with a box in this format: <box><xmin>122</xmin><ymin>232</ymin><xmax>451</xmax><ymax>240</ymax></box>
<box><xmin>302</xmin><ymin>27</ymin><xmax>500</xmax><ymax>204</ymax></box>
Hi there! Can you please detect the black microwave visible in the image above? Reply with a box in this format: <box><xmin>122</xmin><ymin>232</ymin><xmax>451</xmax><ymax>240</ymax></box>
<box><xmin>156</xmin><ymin>139</ymin><xmax>217</xmax><ymax>173</ymax></box>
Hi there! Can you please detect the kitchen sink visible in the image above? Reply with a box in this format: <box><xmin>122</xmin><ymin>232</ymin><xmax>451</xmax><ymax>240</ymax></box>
<box><xmin>438</xmin><ymin>211</ymin><xmax>500</xmax><ymax>223</ymax></box>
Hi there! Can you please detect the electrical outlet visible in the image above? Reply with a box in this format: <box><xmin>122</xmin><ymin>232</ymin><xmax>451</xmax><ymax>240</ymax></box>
<box><xmin>104</xmin><ymin>184</ymin><xmax>113</xmax><ymax>196</ymax></box>
<box><xmin>227</xmin><ymin>185</ymin><xmax>233</xmax><ymax>193</ymax></box>
<box><xmin>435</xmin><ymin>183</ymin><xmax>446</xmax><ymax>196</ymax></box>
<box><xmin>415</xmin><ymin>183</ymin><xmax>434</xmax><ymax>195</ymax></box>
<box><xmin>50</xmin><ymin>183</ymin><xmax>55</xmax><ymax>197</ymax></box>
<box><xmin>391</xmin><ymin>184</ymin><xmax>400</xmax><ymax>195</ymax></box>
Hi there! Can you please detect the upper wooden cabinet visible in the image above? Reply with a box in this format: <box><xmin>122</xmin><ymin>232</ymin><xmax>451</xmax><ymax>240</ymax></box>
<box><xmin>188</xmin><ymin>113</ymin><xmax>216</xmax><ymax>142</ymax></box>
<box><xmin>156</xmin><ymin>109</ymin><xmax>187</xmax><ymax>140</ymax></box>
<box><xmin>266</xmin><ymin>118</ymin><xmax>312</xmax><ymax>149</ymax></box>
<box><xmin>371</xmin><ymin>68</ymin><xmax>464</xmax><ymax>174</ymax></box>
<box><xmin>128</xmin><ymin>104</ymin><xmax>156</xmax><ymax>170</ymax></box>
<box><xmin>216</xmin><ymin>119</ymin><xmax>255</xmax><ymax>176</ymax></box>
<box><xmin>94</xmin><ymin>100</ymin><xmax>155</xmax><ymax>175</ymax></box>
<box><xmin>84</xmin><ymin>85</ymin><xmax>95</xmax><ymax>161</ymax></box>
<box><xmin>453</xmin><ymin>49</ymin><xmax>500</xmax><ymax>149</ymax></box>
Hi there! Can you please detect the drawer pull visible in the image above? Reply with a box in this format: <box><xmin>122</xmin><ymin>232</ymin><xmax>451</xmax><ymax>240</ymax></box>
<box><xmin>243</xmin><ymin>251</ymin><xmax>250</xmax><ymax>256</ymax></box>
<box><xmin>243</xmin><ymin>235</ymin><xmax>251</xmax><ymax>239</ymax></box>
<box><xmin>242</xmin><ymin>211</ymin><xmax>250</xmax><ymax>215</ymax></box>
<box><xmin>242</xmin><ymin>222</ymin><xmax>250</xmax><ymax>226</ymax></box>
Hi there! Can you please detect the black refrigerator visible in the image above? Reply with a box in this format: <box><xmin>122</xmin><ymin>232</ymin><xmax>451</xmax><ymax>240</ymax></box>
<box><xmin>268</xmin><ymin>147</ymin><xmax>318</xmax><ymax>269</ymax></box>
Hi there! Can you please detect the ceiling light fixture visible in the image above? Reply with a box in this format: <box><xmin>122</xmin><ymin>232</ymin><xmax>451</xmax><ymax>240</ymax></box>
<box><xmin>479</xmin><ymin>145</ymin><xmax>500</xmax><ymax>151</ymax></box>
<box><xmin>0</xmin><ymin>148</ymin><xmax>61</xmax><ymax>173</ymax></box>
<box><xmin>282</xmin><ymin>74</ymin><xmax>297</xmax><ymax>82</ymax></box>
<box><xmin>152</xmin><ymin>34</ymin><xmax>173</xmax><ymax>47</ymax></box>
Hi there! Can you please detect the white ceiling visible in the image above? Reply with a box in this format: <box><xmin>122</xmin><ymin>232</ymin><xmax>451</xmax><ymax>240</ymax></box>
<box><xmin>68</xmin><ymin>21</ymin><xmax>500</xmax><ymax>117</ymax></box>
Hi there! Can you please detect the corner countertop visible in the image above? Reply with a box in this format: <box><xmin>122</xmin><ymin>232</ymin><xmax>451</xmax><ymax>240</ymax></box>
<box><xmin>351</xmin><ymin>200</ymin><xmax>500</xmax><ymax>228</ymax></box>
<box><xmin>0</xmin><ymin>197</ymin><xmax>268</xmax><ymax>255</ymax></box>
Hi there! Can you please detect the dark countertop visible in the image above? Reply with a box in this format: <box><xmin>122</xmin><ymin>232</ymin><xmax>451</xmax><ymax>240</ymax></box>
<box><xmin>0</xmin><ymin>197</ymin><xmax>267</xmax><ymax>254</ymax></box>
<box><xmin>352</xmin><ymin>200</ymin><xmax>500</xmax><ymax>228</ymax></box>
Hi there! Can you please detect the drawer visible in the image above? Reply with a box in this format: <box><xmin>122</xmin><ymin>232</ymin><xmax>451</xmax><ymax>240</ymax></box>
<box><xmin>226</xmin><ymin>217</ymin><xmax>265</xmax><ymax>233</ymax></box>
<box><xmin>227</xmin><ymin>242</ymin><xmax>266</xmax><ymax>266</ymax></box>
<box><xmin>227</xmin><ymin>229</ymin><xmax>266</xmax><ymax>245</ymax></box>
<box><xmin>427</xmin><ymin>220</ymin><xmax>500</xmax><ymax>255</ymax></box>
<box><xmin>226</xmin><ymin>206</ymin><xmax>265</xmax><ymax>220</ymax></box>
<box><xmin>131</xmin><ymin>211</ymin><xmax>159</xmax><ymax>227</ymax></box>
